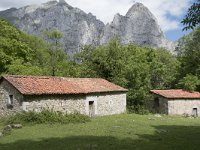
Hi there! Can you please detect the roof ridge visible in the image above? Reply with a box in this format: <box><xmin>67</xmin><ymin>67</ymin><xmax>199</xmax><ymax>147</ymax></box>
<box><xmin>1</xmin><ymin>75</ymin><xmax>127</xmax><ymax>95</ymax></box>
<box><xmin>150</xmin><ymin>89</ymin><xmax>200</xmax><ymax>99</ymax></box>
<box><xmin>2</xmin><ymin>75</ymin><xmax>105</xmax><ymax>80</ymax></box>
<box><xmin>151</xmin><ymin>89</ymin><xmax>200</xmax><ymax>93</ymax></box>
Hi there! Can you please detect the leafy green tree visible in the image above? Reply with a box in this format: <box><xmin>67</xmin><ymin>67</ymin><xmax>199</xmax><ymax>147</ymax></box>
<box><xmin>43</xmin><ymin>30</ymin><xmax>80</xmax><ymax>77</ymax></box>
<box><xmin>0</xmin><ymin>18</ymin><xmax>49</xmax><ymax>75</ymax></box>
<box><xmin>7</xmin><ymin>59</ymin><xmax>44</xmax><ymax>76</ymax></box>
<box><xmin>182</xmin><ymin>0</ymin><xmax>200</xmax><ymax>30</ymax></box>
<box><xmin>177</xmin><ymin>74</ymin><xmax>200</xmax><ymax>91</ymax></box>
<box><xmin>75</xmin><ymin>39</ymin><xmax>179</xmax><ymax>112</ymax></box>
<box><xmin>0</xmin><ymin>19</ymin><xmax>76</xmax><ymax>77</ymax></box>
<box><xmin>178</xmin><ymin>27</ymin><xmax>200</xmax><ymax>78</ymax></box>
<box><xmin>175</xmin><ymin>33</ymin><xmax>193</xmax><ymax>56</ymax></box>
<box><xmin>176</xmin><ymin>26</ymin><xmax>200</xmax><ymax>91</ymax></box>
<box><xmin>148</xmin><ymin>48</ymin><xmax>180</xmax><ymax>89</ymax></box>
<box><xmin>44</xmin><ymin>30</ymin><xmax>63</xmax><ymax>76</ymax></box>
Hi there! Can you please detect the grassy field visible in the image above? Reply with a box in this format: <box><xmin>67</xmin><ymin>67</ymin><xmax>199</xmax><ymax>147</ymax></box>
<box><xmin>1</xmin><ymin>113</ymin><xmax>200</xmax><ymax>150</ymax></box>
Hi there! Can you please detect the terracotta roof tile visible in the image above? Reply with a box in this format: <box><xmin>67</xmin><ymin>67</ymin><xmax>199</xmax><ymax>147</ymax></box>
<box><xmin>1</xmin><ymin>75</ymin><xmax>127</xmax><ymax>95</ymax></box>
<box><xmin>150</xmin><ymin>89</ymin><xmax>200</xmax><ymax>99</ymax></box>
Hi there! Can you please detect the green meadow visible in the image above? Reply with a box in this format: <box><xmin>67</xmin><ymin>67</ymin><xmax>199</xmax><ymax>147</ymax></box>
<box><xmin>1</xmin><ymin>114</ymin><xmax>200</xmax><ymax>150</ymax></box>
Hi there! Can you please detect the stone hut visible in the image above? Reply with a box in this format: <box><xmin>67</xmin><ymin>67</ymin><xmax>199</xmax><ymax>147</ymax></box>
<box><xmin>0</xmin><ymin>75</ymin><xmax>127</xmax><ymax>117</ymax></box>
<box><xmin>150</xmin><ymin>89</ymin><xmax>200</xmax><ymax>117</ymax></box>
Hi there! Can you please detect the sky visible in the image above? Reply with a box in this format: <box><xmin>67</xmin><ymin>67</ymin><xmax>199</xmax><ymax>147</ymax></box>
<box><xmin>0</xmin><ymin>0</ymin><xmax>193</xmax><ymax>41</ymax></box>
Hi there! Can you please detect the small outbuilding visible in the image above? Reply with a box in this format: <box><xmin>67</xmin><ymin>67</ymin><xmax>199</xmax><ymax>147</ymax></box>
<box><xmin>0</xmin><ymin>75</ymin><xmax>127</xmax><ymax>117</ymax></box>
<box><xmin>150</xmin><ymin>89</ymin><xmax>200</xmax><ymax>117</ymax></box>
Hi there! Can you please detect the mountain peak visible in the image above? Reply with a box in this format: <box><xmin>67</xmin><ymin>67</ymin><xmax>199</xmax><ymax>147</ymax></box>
<box><xmin>126</xmin><ymin>2</ymin><xmax>158</xmax><ymax>24</ymax></box>
<box><xmin>132</xmin><ymin>2</ymin><xmax>145</xmax><ymax>7</ymax></box>
<box><xmin>59</xmin><ymin>0</ymin><xmax>67</xmax><ymax>4</ymax></box>
<box><xmin>128</xmin><ymin>2</ymin><xmax>146</xmax><ymax>11</ymax></box>
<box><xmin>0</xmin><ymin>1</ymin><xmax>175</xmax><ymax>54</ymax></box>
<box><xmin>57</xmin><ymin>0</ymin><xmax>73</xmax><ymax>9</ymax></box>
<box><xmin>126</xmin><ymin>2</ymin><xmax>150</xmax><ymax>17</ymax></box>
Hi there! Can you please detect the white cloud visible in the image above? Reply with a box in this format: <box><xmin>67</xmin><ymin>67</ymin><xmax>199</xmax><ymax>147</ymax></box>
<box><xmin>0</xmin><ymin>0</ymin><xmax>191</xmax><ymax>32</ymax></box>
<box><xmin>136</xmin><ymin>0</ymin><xmax>191</xmax><ymax>31</ymax></box>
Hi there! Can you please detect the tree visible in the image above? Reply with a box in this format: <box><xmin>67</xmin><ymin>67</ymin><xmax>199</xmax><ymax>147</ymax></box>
<box><xmin>182</xmin><ymin>0</ymin><xmax>200</xmax><ymax>30</ymax></box>
<box><xmin>0</xmin><ymin>18</ymin><xmax>49</xmax><ymax>75</ymax></box>
<box><xmin>178</xmin><ymin>27</ymin><xmax>200</xmax><ymax>78</ymax></box>
<box><xmin>75</xmin><ymin>39</ymin><xmax>179</xmax><ymax>112</ymax></box>
<box><xmin>7</xmin><ymin>59</ymin><xmax>44</xmax><ymax>76</ymax></box>
<box><xmin>177</xmin><ymin>74</ymin><xmax>200</xmax><ymax>91</ymax></box>
<box><xmin>44</xmin><ymin>30</ymin><xmax>70</xmax><ymax>76</ymax></box>
<box><xmin>176</xmin><ymin>25</ymin><xmax>200</xmax><ymax>92</ymax></box>
<box><xmin>148</xmin><ymin>48</ymin><xmax>180</xmax><ymax>89</ymax></box>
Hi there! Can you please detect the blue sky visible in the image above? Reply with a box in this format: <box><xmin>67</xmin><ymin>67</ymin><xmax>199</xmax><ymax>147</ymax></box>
<box><xmin>164</xmin><ymin>7</ymin><xmax>192</xmax><ymax>41</ymax></box>
<box><xmin>165</xmin><ymin>26</ymin><xmax>191</xmax><ymax>41</ymax></box>
<box><xmin>0</xmin><ymin>0</ymin><xmax>193</xmax><ymax>41</ymax></box>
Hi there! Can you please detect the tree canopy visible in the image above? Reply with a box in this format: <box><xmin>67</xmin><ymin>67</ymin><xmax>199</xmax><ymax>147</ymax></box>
<box><xmin>0</xmin><ymin>18</ymin><xmax>49</xmax><ymax>75</ymax></box>
<box><xmin>0</xmin><ymin>19</ymin><xmax>77</xmax><ymax>77</ymax></box>
<box><xmin>182</xmin><ymin>0</ymin><xmax>200</xmax><ymax>30</ymax></box>
<box><xmin>75</xmin><ymin>39</ymin><xmax>179</xmax><ymax>112</ymax></box>
<box><xmin>176</xmin><ymin>26</ymin><xmax>200</xmax><ymax>91</ymax></box>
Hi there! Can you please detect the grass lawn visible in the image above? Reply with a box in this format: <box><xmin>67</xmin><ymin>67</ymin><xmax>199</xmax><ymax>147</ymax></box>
<box><xmin>1</xmin><ymin>113</ymin><xmax>200</xmax><ymax>150</ymax></box>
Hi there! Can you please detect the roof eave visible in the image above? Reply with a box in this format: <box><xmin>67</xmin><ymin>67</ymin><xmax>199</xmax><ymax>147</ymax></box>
<box><xmin>23</xmin><ymin>90</ymin><xmax>128</xmax><ymax>96</ymax></box>
<box><xmin>150</xmin><ymin>92</ymin><xmax>200</xmax><ymax>100</ymax></box>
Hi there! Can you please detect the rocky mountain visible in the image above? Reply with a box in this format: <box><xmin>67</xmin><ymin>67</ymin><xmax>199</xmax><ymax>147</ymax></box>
<box><xmin>0</xmin><ymin>0</ymin><xmax>175</xmax><ymax>55</ymax></box>
<box><xmin>101</xmin><ymin>3</ymin><xmax>175</xmax><ymax>52</ymax></box>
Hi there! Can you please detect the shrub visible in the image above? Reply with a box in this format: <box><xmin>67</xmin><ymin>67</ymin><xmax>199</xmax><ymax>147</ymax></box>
<box><xmin>5</xmin><ymin>109</ymin><xmax>90</xmax><ymax>125</ymax></box>
<box><xmin>127</xmin><ymin>105</ymin><xmax>149</xmax><ymax>115</ymax></box>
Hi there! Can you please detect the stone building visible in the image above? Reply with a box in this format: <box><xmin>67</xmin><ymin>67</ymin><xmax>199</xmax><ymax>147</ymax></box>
<box><xmin>150</xmin><ymin>89</ymin><xmax>200</xmax><ymax>117</ymax></box>
<box><xmin>0</xmin><ymin>75</ymin><xmax>127</xmax><ymax>117</ymax></box>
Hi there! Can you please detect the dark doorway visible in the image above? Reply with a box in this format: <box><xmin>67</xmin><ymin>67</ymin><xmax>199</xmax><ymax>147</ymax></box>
<box><xmin>89</xmin><ymin>101</ymin><xmax>95</xmax><ymax>117</ymax></box>
<box><xmin>153</xmin><ymin>97</ymin><xmax>160</xmax><ymax>113</ymax></box>
<box><xmin>154</xmin><ymin>97</ymin><xmax>160</xmax><ymax>107</ymax></box>
<box><xmin>192</xmin><ymin>108</ymin><xmax>198</xmax><ymax>117</ymax></box>
<box><xmin>7</xmin><ymin>95</ymin><xmax>14</xmax><ymax>109</ymax></box>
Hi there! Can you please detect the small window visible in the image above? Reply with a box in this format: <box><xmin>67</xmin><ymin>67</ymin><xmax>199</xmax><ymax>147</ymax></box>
<box><xmin>89</xmin><ymin>101</ymin><xmax>94</xmax><ymax>105</ymax></box>
<box><xmin>8</xmin><ymin>95</ymin><xmax>14</xmax><ymax>105</ymax></box>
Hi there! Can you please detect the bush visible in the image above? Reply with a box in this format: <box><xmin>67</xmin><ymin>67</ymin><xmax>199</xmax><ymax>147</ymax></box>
<box><xmin>127</xmin><ymin>105</ymin><xmax>149</xmax><ymax>115</ymax></box>
<box><xmin>5</xmin><ymin>109</ymin><xmax>90</xmax><ymax>125</ymax></box>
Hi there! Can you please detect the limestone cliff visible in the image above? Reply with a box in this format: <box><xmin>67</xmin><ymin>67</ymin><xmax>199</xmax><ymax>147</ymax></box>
<box><xmin>101</xmin><ymin>3</ymin><xmax>175</xmax><ymax>52</ymax></box>
<box><xmin>0</xmin><ymin>1</ymin><xmax>175</xmax><ymax>55</ymax></box>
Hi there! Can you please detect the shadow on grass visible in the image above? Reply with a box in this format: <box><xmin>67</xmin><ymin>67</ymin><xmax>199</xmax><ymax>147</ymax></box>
<box><xmin>1</xmin><ymin>125</ymin><xmax>200</xmax><ymax>150</ymax></box>
<box><xmin>136</xmin><ymin>125</ymin><xmax>200</xmax><ymax>150</ymax></box>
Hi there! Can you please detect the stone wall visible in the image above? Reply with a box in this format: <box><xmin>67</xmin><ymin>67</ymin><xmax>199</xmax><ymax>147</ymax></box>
<box><xmin>23</xmin><ymin>95</ymin><xmax>87</xmax><ymax>114</ymax></box>
<box><xmin>0</xmin><ymin>80</ymin><xmax>23</xmax><ymax>117</ymax></box>
<box><xmin>24</xmin><ymin>92</ymin><xmax>127</xmax><ymax>116</ymax></box>
<box><xmin>152</xmin><ymin>95</ymin><xmax>200</xmax><ymax>116</ymax></box>
<box><xmin>168</xmin><ymin>99</ymin><xmax>200</xmax><ymax>116</ymax></box>
<box><xmin>86</xmin><ymin>92</ymin><xmax>126</xmax><ymax>116</ymax></box>
<box><xmin>0</xmin><ymin>79</ymin><xmax>127</xmax><ymax>117</ymax></box>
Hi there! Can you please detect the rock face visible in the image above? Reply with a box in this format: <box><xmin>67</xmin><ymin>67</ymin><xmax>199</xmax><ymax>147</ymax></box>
<box><xmin>101</xmin><ymin>3</ymin><xmax>175</xmax><ymax>52</ymax></box>
<box><xmin>0</xmin><ymin>0</ymin><xmax>175</xmax><ymax>55</ymax></box>
<box><xmin>0</xmin><ymin>0</ymin><xmax>105</xmax><ymax>55</ymax></box>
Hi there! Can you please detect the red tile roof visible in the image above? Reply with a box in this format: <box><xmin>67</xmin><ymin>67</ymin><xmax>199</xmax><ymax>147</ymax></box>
<box><xmin>1</xmin><ymin>75</ymin><xmax>127</xmax><ymax>95</ymax></box>
<box><xmin>150</xmin><ymin>89</ymin><xmax>200</xmax><ymax>99</ymax></box>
